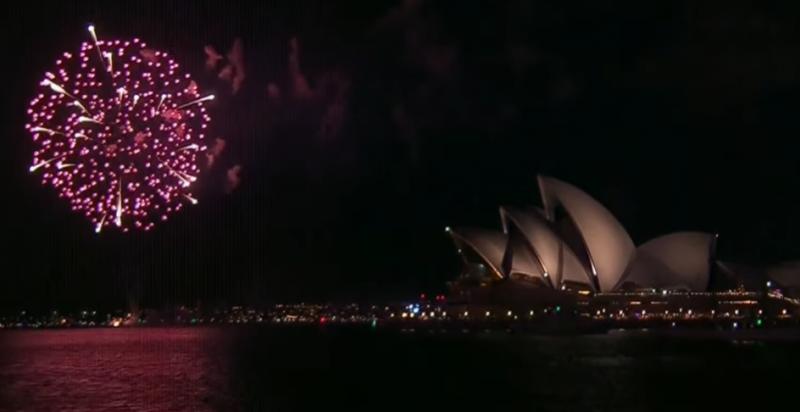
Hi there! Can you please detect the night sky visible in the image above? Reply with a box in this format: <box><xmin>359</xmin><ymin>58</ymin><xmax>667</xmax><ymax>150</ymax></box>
<box><xmin>4</xmin><ymin>1</ymin><xmax>800</xmax><ymax>312</ymax></box>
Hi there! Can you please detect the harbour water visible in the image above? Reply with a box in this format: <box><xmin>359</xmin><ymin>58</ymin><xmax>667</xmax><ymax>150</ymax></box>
<box><xmin>0</xmin><ymin>327</ymin><xmax>796</xmax><ymax>411</ymax></box>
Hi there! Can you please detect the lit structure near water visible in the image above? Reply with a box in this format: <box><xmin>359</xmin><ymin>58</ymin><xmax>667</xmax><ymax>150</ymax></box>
<box><xmin>446</xmin><ymin>175</ymin><xmax>800</xmax><ymax>316</ymax></box>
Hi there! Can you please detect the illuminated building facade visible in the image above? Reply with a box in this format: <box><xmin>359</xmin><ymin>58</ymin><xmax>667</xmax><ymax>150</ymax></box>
<box><xmin>446</xmin><ymin>175</ymin><xmax>800</xmax><ymax>315</ymax></box>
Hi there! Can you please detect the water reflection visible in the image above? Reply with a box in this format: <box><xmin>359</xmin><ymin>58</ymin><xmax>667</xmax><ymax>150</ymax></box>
<box><xmin>0</xmin><ymin>329</ymin><xmax>232</xmax><ymax>411</ymax></box>
<box><xmin>0</xmin><ymin>328</ymin><xmax>796</xmax><ymax>411</ymax></box>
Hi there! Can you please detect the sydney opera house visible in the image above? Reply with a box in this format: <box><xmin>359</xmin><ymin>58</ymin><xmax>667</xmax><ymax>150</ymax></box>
<box><xmin>445</xmin><ymin>175</ymin><xmax>800</xmax><ymax>317</ymax></box>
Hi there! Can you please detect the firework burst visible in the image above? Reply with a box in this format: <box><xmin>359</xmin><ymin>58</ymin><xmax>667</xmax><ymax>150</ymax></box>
<box><xmin>26</xmin><ymin>25</ymin><xmax>214</xmax><ymax>233</ymax></box>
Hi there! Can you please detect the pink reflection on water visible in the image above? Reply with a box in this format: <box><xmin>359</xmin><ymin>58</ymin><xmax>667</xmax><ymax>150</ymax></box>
<box><xmin>0</xmin><ymin>329</ymin><xmax>233</xmax><ymax>411</ymax></box>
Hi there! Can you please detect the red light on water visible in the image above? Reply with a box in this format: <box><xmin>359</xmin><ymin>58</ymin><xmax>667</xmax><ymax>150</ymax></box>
<box><xmin>320</xmin><ymin>317</ymin><xmax>327</xmax><ymax>324</ymax></box>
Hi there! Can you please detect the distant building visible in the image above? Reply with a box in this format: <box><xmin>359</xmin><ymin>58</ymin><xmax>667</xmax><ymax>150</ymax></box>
<box><xmin>446</xmin><ymin>175</ymin><xmax>798</xmax><ymax>314</ymax></box>
<box><xmin>717</xmin><ymin>261</ymin><xmax>800</xmax><ymax>298</ymax></box>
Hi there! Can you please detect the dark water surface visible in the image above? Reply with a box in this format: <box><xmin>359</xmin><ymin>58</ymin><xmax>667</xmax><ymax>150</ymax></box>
<box><xmin>1</xmin><ymin>327</ymin><xmax>798</xmax><ymax>411</ymax></box>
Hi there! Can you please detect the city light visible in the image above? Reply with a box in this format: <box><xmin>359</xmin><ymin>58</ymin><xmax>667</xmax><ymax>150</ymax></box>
<box><xmin>1</xmin><ymin>287</ymin><xmax>798</xmax><ymax>332</ymax></box>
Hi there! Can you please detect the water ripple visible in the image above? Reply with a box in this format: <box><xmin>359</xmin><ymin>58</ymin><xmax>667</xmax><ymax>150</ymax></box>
<box><xmin>0</xmin><ymin>328</ymin><xmax>795</xmax><ymax>411</ymax></box>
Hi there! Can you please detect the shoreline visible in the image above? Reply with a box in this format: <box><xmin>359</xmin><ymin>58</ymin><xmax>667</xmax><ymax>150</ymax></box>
<box><xmin>3</xmin><ymin>321</ymin><xmax>800</xmax><ymax>340</ymax></box>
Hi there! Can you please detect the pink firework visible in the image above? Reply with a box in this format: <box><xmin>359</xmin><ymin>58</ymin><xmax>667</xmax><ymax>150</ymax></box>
<box><xmin>26</xmin><ymin>26</ymin><xmax>213</xmax><ymax>233</ymax></box>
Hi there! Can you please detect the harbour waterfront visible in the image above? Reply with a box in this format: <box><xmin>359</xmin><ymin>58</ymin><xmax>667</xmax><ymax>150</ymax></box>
<box><xmin>0</xmin><ymin>327</ymin><xmax>798</xmax><ymax>411</ymax></box>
